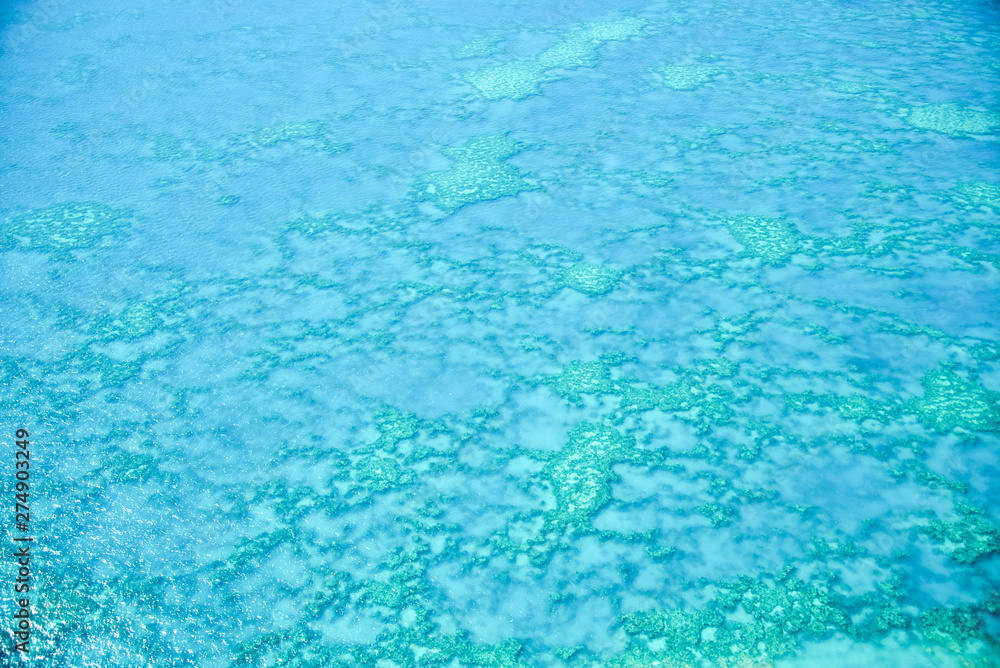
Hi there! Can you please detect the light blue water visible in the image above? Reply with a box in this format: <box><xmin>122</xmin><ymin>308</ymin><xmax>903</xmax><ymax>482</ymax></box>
<box><xmin>1</xmin><ymin>1</ymin><xmax>999</xmax><ymax>666</ymax></box>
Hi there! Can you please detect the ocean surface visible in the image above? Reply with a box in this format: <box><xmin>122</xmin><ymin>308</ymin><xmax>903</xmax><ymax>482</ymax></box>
<box><xmin>1</xmin><ymin>0</ymin><xmax>999</xmax><ymax>666</ymax></box>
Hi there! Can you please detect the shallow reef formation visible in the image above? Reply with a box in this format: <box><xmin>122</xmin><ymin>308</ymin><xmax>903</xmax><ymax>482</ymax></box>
<box><xmin>909</xmin><ymin>369</ymin><xmax>1000</xmax><ymax>433</ymax></box>
<box><xmin>904</xmin><ymin>103</ymin><xmax>1000</xmax><ymax>136</ymax></box>
<box><xmin>557</xmin><ymin>263</ymin><xmax>623</xmax><ymax>296</ymax></box>
<box><xmin>413</xmin><ymin>134</ymin><xmax>535</xmax><ymax>213</ymax></box>
<box><xmin>4</xmin><ymin>202</ymin><xmax>131</xmax><ymax>256</ymax></box>
<box><xmin>464</xmin><ymin>18</ymin><xmax>646</xmax><ymax>100</ymax></box>
<box><xmin>724</xmin><ymin>215</ymin><xmax>802</xmax><ymax>266</ymax></box>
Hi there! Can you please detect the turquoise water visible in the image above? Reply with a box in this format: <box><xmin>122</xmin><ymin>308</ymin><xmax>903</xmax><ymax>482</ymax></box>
<box><xmin>1</xmin><ymin>0</ymin><xmax>999</xmax><ymax>666</ymax></box>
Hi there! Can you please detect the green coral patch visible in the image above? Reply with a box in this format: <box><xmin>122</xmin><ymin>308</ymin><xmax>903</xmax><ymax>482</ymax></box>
<box><xmin>786</xmin><ymin>391</ymin><xmax>900</xmax><ymax>423</ymax></box>
<box><xmin>441</xmin><ymin>133</ymin><xmax>520</xmax><ymax>162</ymax></box>
<box><xmin>540</xmin><ymin>360</ymin><xmax>735</xmax><ymax>429</ymax></box>
<box><xmin>557</xmin><ymin>262</ymin><xmax>623</xmax><ymax>296</ymax></box>
<box><xmin>374</xmin><ymin>408</ymin><xmax>420</xmax><ymax>451</ymax></box>
<box><xmin>94</xmin><ymin>450</ymin><xmax>161</xmax><ymax>483</ymax></box>
<box><xmin>464</xmin><ymin>61</ymin><xmax>549</xmax><ymax>100</ymax></box>
<box><xmin>251</xmin><ymin>120</ymin><xmax>322</xmax><ymax>145</ymax></box>
<box><xmin>541</xmin><ymin>423</ymin><xmax>645</xmax><ymax>530</ymax></box>
<box><xmin>908</xmin><ymin>369</ymin><xmax>1000</xmax><ymax>432</ymax></box>
<box><xmin>93</xmin><ymin>301</ymin><xmax>163</xmax><ymax>340</ymax></box>
<box><xmin>657</xmin><ymin>379</ymin><xmax>734</xmax><ymax>423</ymax></box>
<box><xmin>829</xmin><ymin>81</ymin><xmax>878</xmax><ymax>94</ymax></box>
<box><xmin>463</xmin><ymin>18</ymin><xmax>646</xmax><ymax>100</ymax></box>
<box><xmin>414</xmin><ymin>134</ymin><xmax>533</xmax><ymax>213</ymax></box>
<box><xmin>905</xmin><ymin>103</ymin><xmax>1000</xmax><ymax>136</ymax></box>
<box><xmin>725</xmin><ymin>215</ymin><xmax>801</xmax><ymax>265</ymax></box>
<box><xmin>952</xmin><ymin>180</ymin><xmax>1000</xmax><ymax>211</ymax></box>
<box><xmin>621</xmin><ymin>575</ymin><xmax>848</xmax><ymax>666</ymax></box>
<box><xmin>836</xmin><ymin>393</ymin><xmax>899</xmax><ymax>422</ymax></box>
<box><xmin>242</xmin><ymin>120</ymin><xmax>348</xmax><ymax>155</ymax></box>
<box><xmin>7</xmin><ymin>201</ymin><xmax>131</xmax><ymax>254</ymax></box>
<box><xmin>359</xmin><ymin>572</ymin><xmax>425</xmax><ymax>608</ymax></box>
<box><xmin>355</xmin><ymin>455</ymin><xmax>413</xmax><ymax>492</ymax></box>
<box><xmin>450</xmin><ymin>36</ymin><xmax>503</xmax><ymax>59</ymax></box>
<box><xmin>543</xmin><ymin>360</ymin><xmax>618</xmax><ymax>402</ymax></box>
<box><xmin>698</xmin><ymin>357</ymin><xmax>739</xmax><ymax>378</ymax></box>
<box><xmin>213</xmin><ymin>529</ymin><xmax>293</xmax><ymax>585</ymax></box>
<box><xmin>920</xmin><ymin>607</ymin><xmax>986</xmax><ymax>654</ymax></box>
<box><xmin>925</xmin><ymin>505</ymin><xmax>1000</xmax><ymax>564</ymax></box>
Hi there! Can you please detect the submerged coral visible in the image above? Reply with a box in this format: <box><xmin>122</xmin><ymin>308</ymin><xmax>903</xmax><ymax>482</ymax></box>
<box><xmin>6</xmin><ymin>202</ymin><xmax>131</xmax><ymax>255</ymax></box>
<box><xmin>557</xmin><ymin>262</ymin><xmax>623</xmax><ymax>296</ymax></box>
<box><xmin>413</xmin><ymin>134</ymin><xmax>534</xmax><ymax>213</ymax></box>
<box><xmin>908</xmin><ymin>368</ymin><xmax>1000</xmax><ymax>433</ymax></box>
<box><xmin>725</xmin><ymin>215</ymin><xmax>801</xmax><ymax>265</ymax></box>
<box><xmin>905</xmin><ymin>103</ymin><xmax>1000</xmax><ymax>136</ymax></box>
<box><xmin>464</xmin><ymin>18</ymin><xmax>646</xmax><ymax>100</ymax></box>
<box><xmin>656</xmin><ymin>65</ymin><xmax>723</xmax><ymax>90</ymax></box>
